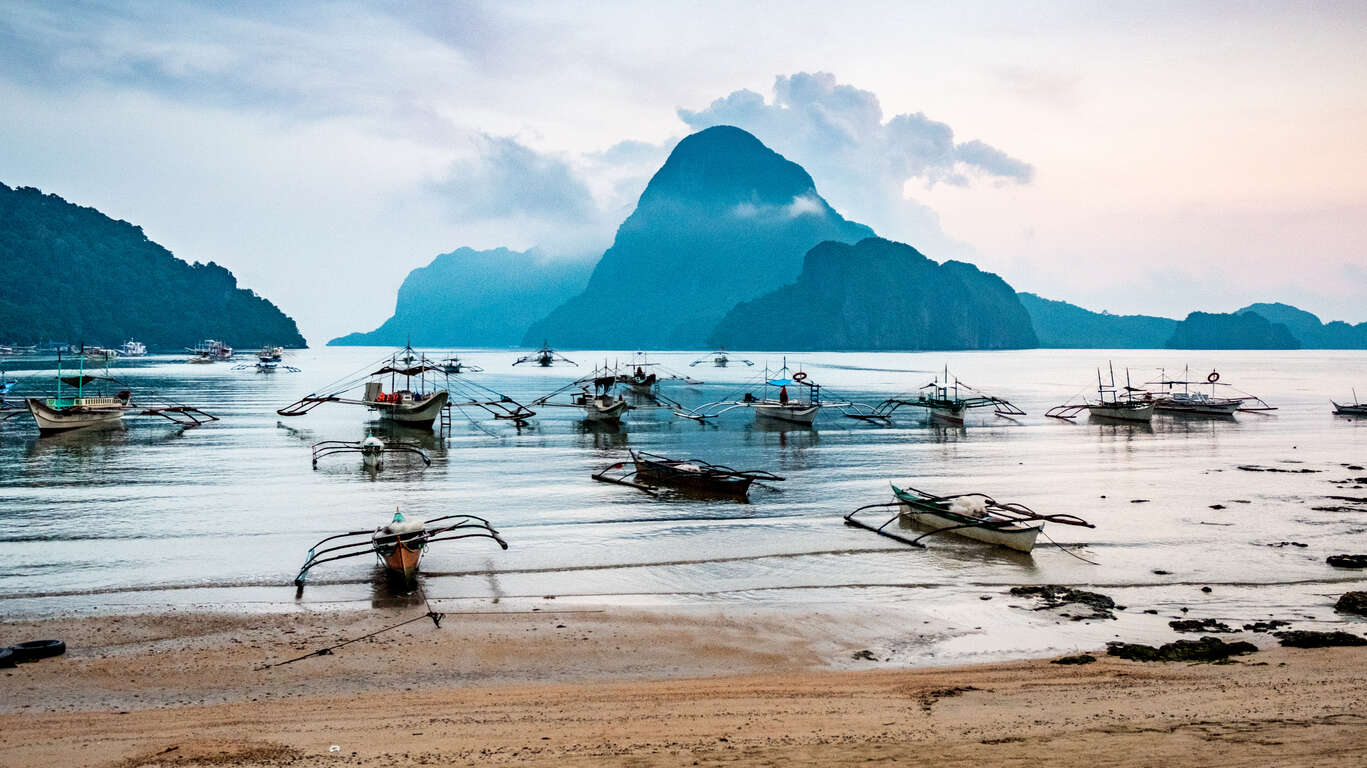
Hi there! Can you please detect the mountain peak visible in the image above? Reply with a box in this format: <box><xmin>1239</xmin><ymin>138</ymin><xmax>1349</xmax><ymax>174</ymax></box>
<box><xmin>638</xmin><ymin>125</ymin><xmax>819</xmax><ymax>208</ymax></box>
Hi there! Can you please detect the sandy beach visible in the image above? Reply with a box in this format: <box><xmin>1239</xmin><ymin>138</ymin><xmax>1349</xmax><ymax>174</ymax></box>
<box><xmin>3</xmin><ymin>605</ymin><xmax>1365</xmax><ymax>767</ymax></box>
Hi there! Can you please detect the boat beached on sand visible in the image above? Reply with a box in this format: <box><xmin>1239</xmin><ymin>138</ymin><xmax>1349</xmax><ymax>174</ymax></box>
<box><xmin>293</xmin><ymin>509</ymin><xmax>507</xmax><ymax>590</ymax></box>
<box><xmin>845</xmin><ymin>485</ymin><xmax>1094</xmax><ymax>553</ymax></box>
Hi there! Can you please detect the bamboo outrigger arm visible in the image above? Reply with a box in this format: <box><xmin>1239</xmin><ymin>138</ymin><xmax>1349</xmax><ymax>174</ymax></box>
<box><xmin>138</xmin><ymin>405</ymin><xmax>220</xmax><ymax>427</ymax></box>
<box><xmin>1045</xmin><ymin>403</ymin><xmax>1090</xmax><ymax>420</ymax></box>
<box><xmin>310</xmin><ymin>440</ymin><xmax>431</xmax><ymax>468</ymax></box>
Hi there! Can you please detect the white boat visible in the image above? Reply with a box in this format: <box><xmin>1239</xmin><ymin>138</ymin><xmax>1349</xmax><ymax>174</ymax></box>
<box><xmin>26</xmin><ymin>393</ymin><xmax>130</xmax><ymax>434</ymax></box>
<box><xmin>1142</xmin><ymin>367</ymin><xmax>1247</xmax><ymax>416</ymax></box>
<box><xmin>676</xmin><ymin>361</ymin><xmax>848</xmax><ymax>426</ymax></box>
<box><xmin>579</xmin><ymin>393</ymin><xmax>631</xmax><ymax>422</ymax></box>
<box><xmin>532</xmin><ymin>366</ymin><xmax>636</xmax><ymax>425</ymax></box>
<box><xmin>844</xmin><ymin>485</ymin><xmax>1094</xmax><ymax>554</ymax></box>
<box><xmin>688</xmin><ymin>349</ymin><xmax>753</xmax><ymax>368</ymax></box>
<box><xmin>843</xmin><ymin>366</ymin><xmax>1026</xmax><ymax>427</ymax></box>
<box><xmin>118</xmin><ymin>340</ymin><xmax>147</xmax><ymax>357</ymax></box>
<box><xmin>752</xmin><ymin>401</ymin><xmax>820</xmax><ymax>424</ymax></box>
<box><xmin>186</xmin><ymin>340</ymin><xmax>233</xmax><ymax>361</ymax></box>
<box><xmin>362</xmin><ymin>382</ymin><xmax>450</xmax><ymax>426</ymax></box>
<box><xmin>257</xmin><ymin>345</ymin><xmax>284</xmax><ymax>363</ymax></box>
<box><xmin>82</xmin><ymin>346</ymin><xmax>119</xmax><ymax>362</ymax></box>
<box><xmin>1048</xmin><ymin>362</ymin><xmax>1154</xmax><ymax>423</ymax></box>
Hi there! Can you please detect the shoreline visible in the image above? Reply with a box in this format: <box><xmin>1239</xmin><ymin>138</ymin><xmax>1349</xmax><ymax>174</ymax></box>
<box><xmin>3</xmin><ymin>605</ymin><xmax>1366</xmax><ymax>766</ymax></box>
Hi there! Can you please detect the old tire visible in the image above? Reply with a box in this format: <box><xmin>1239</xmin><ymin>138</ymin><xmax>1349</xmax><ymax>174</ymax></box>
<box><xmin>9</xmin><ymin>640</ymin><xmax>65</xmax><ymax>662</ymax></box>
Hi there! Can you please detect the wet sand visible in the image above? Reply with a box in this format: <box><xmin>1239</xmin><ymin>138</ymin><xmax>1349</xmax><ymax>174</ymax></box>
<box><xmin>3</xmin><ymin>606</ymin><xmax>1366</xmax><ymax>766</ymax></box>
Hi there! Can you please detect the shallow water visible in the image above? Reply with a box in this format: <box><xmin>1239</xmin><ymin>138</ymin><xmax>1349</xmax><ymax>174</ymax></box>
<box><xmin>2</xmin><ymin>348</ymin><xmax>1365</xmax><ymax>662</ymax></box>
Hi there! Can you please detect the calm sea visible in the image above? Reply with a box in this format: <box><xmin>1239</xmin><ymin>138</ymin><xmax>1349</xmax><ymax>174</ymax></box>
<box><xmin>2</xmin><ymin>348</ymin><xmax>1364</xmax><ymax>663</ymax></box>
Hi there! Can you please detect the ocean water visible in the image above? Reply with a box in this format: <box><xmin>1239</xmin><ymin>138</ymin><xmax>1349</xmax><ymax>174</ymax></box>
<box><xmin>1</xmin><ymin>348</ymin><xmax>1365</xmax><ymax>662</ymax></box>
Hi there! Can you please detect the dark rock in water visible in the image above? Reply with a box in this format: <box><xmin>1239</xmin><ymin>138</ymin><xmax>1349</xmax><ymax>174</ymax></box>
<box><xmin>1016</xmin><ymin>292</ymin><xmax>1176</xmax><ymax>348</ymax></box>
<box><xmin>850</xmin><ymin>649</ymin><xmax>877</xmax><ymax>661</ymax></box>
<box><xmin>1170</xmin><ymin>618</ymin><xmax>1236</xmax><ymax>633</ymax></box>
<box><xmin>1143</xmin><ymin>609</ymin><xmax>1159</xmax><ymax>615</ymax></box>
<box><xmin>1051</xmin><ymin>654</ymin><xmax>1097</xmax><ymax>665</ymax></box>
<box><xmin>1237</xmin><ymin>465</ymin><xmax>1320</xmax><ymax>473</ymax></box>
<box><xmin>1327</xmin><ymin>555</ymin><xmax>1367</xmax><ymax>569</ymax></box>
<box><xmin>1130</xmin><ymin>499</ymin><xmax>1150</xmax><ymax>504</ymax></box>
<box><xmin>1275</xmin><ymin>630</ymin><xmax>1367</xmax><ymax>648</ymax></box>
<box><xmin>1346</xmin><ymin>465</ymin><xmax>1365</xmax><ymax>471</ymax></box>
<box><xmin>1166</xmin><ymin>310</ymin><xmax>1300</xmax><ymax>350</ymax></box>
<box><xmin>1334</xmin><ymin>591</ymin><xmax>1367</xmax><ymax>616</ymax></box>
<box><xmin>1152</xmin><ymin>569</ymin><xmax>1171</xmax><ymax>575</ymax></box>
<box><xmin>1107</xmin><ymin>636</ymin><xmax>1258</xmax><ymax>663</ymax></box>
<box><xmin>525</xmin><ymin>125</ymin><xmax>875</xmax><ymax>348</ymax></box>
<box><xmin>1209</xmin><ymin>504</ymin><xmax>1226</xmax><ymax>510</ymax></box>
<box><xmin>1201</xmin><ymin>586</ymin><xmax>1213</xmax><ymax>593</ymax></box>
<box><xmin>709</xmin><ymin>237</ymin><xmax>1038</xmax><ymax>351</ymax></box>
<box><xmin>1009</xmin><ymin>585</ymin><xmax>1116</xmax><ymax>620</ymax></box>
<box><xmin>1268</xmin><ymin>541</ymin><xmax>1309</xmax><ymax>548</ymax></box>
<box><xmin>1242</xmin><ymin>620</ymin><xmax>1290</xmax><ymax>633</ymax></box>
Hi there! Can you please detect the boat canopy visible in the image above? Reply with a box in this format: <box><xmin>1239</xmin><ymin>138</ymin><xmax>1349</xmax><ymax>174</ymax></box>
<box><xmin>371</xmin><ymin>364</ymin><xmax>440</xmax><ymax>377</ymax></box>
<box><xmin>60</xmin><ymin>375</ymin><xmax>107</xmax><ymax>387</ymax></box>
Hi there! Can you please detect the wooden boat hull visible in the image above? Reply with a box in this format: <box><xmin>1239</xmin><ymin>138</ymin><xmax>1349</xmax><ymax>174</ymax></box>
<box><xmin>897</xmin><ymin>501</ymin><xmax>1042</xmax><ymax>552</ymax></box>
<box><xmin>632</xmin><ymin>457</ymin><xmax>754</xmax><ymax>497</ymax></box>
<box><xmin>584</xmin><ymin>398</ymin><xmax>630</xmax><ymax>422</ymax></box>
<box><xmin>1333</xmin><ymin>402</ymin><xmax>1367</xmax><ymax>416</ymax></box>
<box><xmin>753</xmin><ymin>403</ymin><xmax>819</xmax><ymax>425</ymax></box>
<box><xmin>1087</xmin><ymin>402</ymin><xmax>1154</xmax><ymax>422</ymax></box>
<box><xmin>378</xmin><ymin>541</ymin><xmax>423</xmax><ymax>581</ymax></box>
<box><xmin>26</xmin><ymin>397</ymin><xmax>127</xmax><ymax>435</ymax></box>
<box><xmin>368</xmin><ymin>391</ymin><xmax>448</xmax><ymax>427</ymax></box>
<box><xmin>927</xmin><ymin>404</ymin><xmax>966</xmax><ymax>425</ymax></box>
<box><xmin>1154</xmin><ymin>395</ymin><xmax>1240</xmax><ymax>416</ymax></box>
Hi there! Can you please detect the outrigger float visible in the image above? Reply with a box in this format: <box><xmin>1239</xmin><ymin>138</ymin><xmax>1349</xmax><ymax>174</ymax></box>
<box><xmin>513</xmin><ymin>342</ymin><xmax>577</xmax><ymax>368</ymax></box>
<box><xmin>24</xmin><ymin>352</ymin><xmax>217</xmax><ymax>435</ymax></box>
<box><xmin>593</xmin><ymin>450</ymin><xmax>784</xmax><ymax>498</ymax></box>
<box><xmin>277</xmin><ymin>345</ymin><xmax>534</xmax><ymax>429</ymax></box>
<box><xmin>1140</xmin><ymin>367</ymin><xmax>1275</xmax><ymax>416</ymax></box>
<box><xmin>311</xmin><ymin>435</ymin><xmax>430</xmax><ymax>469</ymax></box>
<box><xmin>845</xmin><ymin>485</ymin><xmax>1093</xmax><ymax>553</ymax></box>
<box><xmin>675</xmin><ymin>362</ymin><xmax>851</xmax><ymax>426</ymax></box>
<box><xmin>1046</xmin><ymin>362</ymin><xmax>1154</xmax><ymax>423</ymax></box>
<box><xmin>844</xmin><ymin>366</ymin><xmax>1024</xmax><ymax>426</ymax></box>
<box><xmin>293</xmin><ymin>510</ymin><xmax>507</xmax><ymax>590</ymax></box>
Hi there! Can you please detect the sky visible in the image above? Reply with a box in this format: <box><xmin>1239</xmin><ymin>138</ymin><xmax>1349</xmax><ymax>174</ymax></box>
<box><xmin>2</xmin><ymin>0</ymin><xmax>1365</xmax><ymax>344</ymax></box>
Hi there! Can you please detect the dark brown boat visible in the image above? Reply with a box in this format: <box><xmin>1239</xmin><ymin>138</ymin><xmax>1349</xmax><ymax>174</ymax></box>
<box><xmin>593</xmin><ymin>450</ymin><xmax>784</xmax><ymax>498</ymax></box>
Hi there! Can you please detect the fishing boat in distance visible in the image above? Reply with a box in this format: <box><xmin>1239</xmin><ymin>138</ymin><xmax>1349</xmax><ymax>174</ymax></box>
<box><xmin>24</xmin><ymin>353</ymin><xmax>217</xmax><ymax>434</ymax></box>
<box><xmin>531</xmin><ymin>365</ymin><xmax>633</xmax><ymax>424</ymax></box>
<box><xmin>233</xmin><ymin>346</ymin><xmax>299</xmax><ymax>373</ymax></box>
<box><xmin>844</xmin><ymin>485</ymin><xmax>1094</xmax><ymax>553</ymax></box>
<box><xmin>257</xmin><ymin>345</ymin><xmax>284</xmax><ymax>362</ymax></box>
<box><xmin>437</xmin><ymin>354</ymin><xmax>482</xmax><ymax>375</ymax></box>
<box><xmin>593</xmin><ymin>450</ymin><xmax>784</xmax><ymax>498</ymax></box>
<box><xmin>1140</xmin><ymin>366</ymin><xmax>1273</xmax><ymax>416</ymax></box>
<box><xmin>277</xmin><ymin>345</ymin><xmax>534</xmax><ymax>429</ymax></box>
<box><xmin>1046</xmin><ymin>362</ymin><xmax>1155</xmax><ymax>422</ymax></box>
<box><xmin>689</xmin><ymin>349</ymin><xmax>753</xmax><ymax>368</ymax></box>
<box><xmin>186</xmin><ymin>339</ymin><xmax>233</xmax><ymax>362</ymax></box>
<box><xmin>293</xmin><ymin>509</ymin><xmax>507</xmax><ymax>590</ymax></box>
<box><xmin>81</xmin><ymin>345</ymin><xmax>119</xmax><ymax>362</ymax></box>
<box><xmin>513</xmin><ymin>342</ymin><xmax>577</xmax><ymax>368</ymax></box>
<box><xmin>310</xmin><ymin>435</ymin><xmax>430</xmax><ymax>470</ymax></box>
<box><xmin>1334</xmin><ymin>390</ymin><xmax>1367</xmax><ymax>416</ymax></box>
<box><xmin>845</xmin><ymin>366</ymin><xmax>1025</xmax><ymax>426</ymax></box>
<box><xmin>676</xmin><ymin>361</ymin><xmax>849</xmax><ymax>426</ymax></box>
<box><xmin>118</xmin><ymin>340</ymin><xmax>147</xmax><ymax>357</ymax></box>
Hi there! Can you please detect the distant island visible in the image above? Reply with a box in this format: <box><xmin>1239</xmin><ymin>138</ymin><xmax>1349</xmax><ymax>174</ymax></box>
<box><xmin>329</xmin><ymin>247</ymin><xmax>593</xmax><ymax>348</ymax></box>
<box><xmin>326</xmin><ymin>126</ymin><xmax>1365</xmax><ymax>354</ymax></box>
<box><xmin>0</xmin><ymin>182</ymin><xmax>305</xmax><ymax>350</ymax></box>
<box><xmin>712</xmin><ymin>237</ymin><xmax>1036</xmax><ymax>350</ymax></box>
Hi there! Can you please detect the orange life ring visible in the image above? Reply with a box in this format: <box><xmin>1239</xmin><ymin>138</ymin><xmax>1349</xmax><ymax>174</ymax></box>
<box><xmin>793</xmin><ymin>371</ymin><xmax>808</xmax><ymax>382</ymax></box>
<box><xmin>1207</xmin><ymin>371</ymin><xmax>1219</xmax><ymax>384</ymax></box>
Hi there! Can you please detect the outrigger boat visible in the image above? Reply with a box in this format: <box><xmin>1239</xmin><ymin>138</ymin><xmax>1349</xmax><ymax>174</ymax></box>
<box><xmin>233</xmin><ymin>346</ymin><xmax>299</xmax><ymax>373</ymax></box>
<box><xmin>1334</xmin><ymin>390</ymin><xmax>1367</xmax><ymax>416</ymax></box>
<box><xmin>277</xmin><ymin>345</ymin><xmax>533</xmax><ymax>429</ymax></box>
<box><xmin>1047</xmin><ymin>362</ymin><xmax>1154</xmax><ymax>422</ymax></box>
<box><xmin>311</xmin><ymin>435</ymin><xmax>431</xmax><ymax>470</ymax></box>
<box><xmin>593</xmin><ymin>450</ymin><xmax>784</xmax><ymax>498</ymax></box>
<box><xmin>845</xmin><ymin>485</ymin><xmax>1093</xmax><ymax>553</ymax></box>
<box><xmin>531</xmin><ymin>366</ymin><xmax>633</xmax><ymax>424</ymax></box>
<box><xmin>513</xmin><ymin>342</ymin><xmax>577</xmax><ymax>368</ymax></box>
<box><xmin>293</xmin><ymin>509</ymin><xmax>507</xmax><ymax>590</ymax></box>
<box><xmin>1140</xmin><ymin>366</ymin><xmax>1273</xmax><ymax>416</ymax></box>
<box><xmin>24</xmin><ymin>353</ymin><xmax>217</xmax><ymax>435</ymax></box>
<box><xmin>257</xmin><ymin>345</ymin><xmax>284</xmax><ymax>363</ymax></box>
<box><xmin>437</xmin><ymin>354</ymin><xmax>482</xmax><ymax>375</ymax></box>
<box><xmin>689</xmin><ymin>349</ymin><xmax>753</xmax><ymax>368</ymax></box>
<box><xmin>118</xmin><ymin>340</ymin><xmax>147</xmax><ymax>357</ymax></box>
<box><xmin>676</xmin><ymin>361</ymin><xmax>850</xmax><ymax>426</ymax></box>
<box><xmin>845</xmin><ymin>366</ymin><xmax>1025</xmax><ymax>426</ymax></box>
<box><xmin>186</xmin><ymin>339</ymin><xmax>233</xmax><ymax>362</ymax></box>
<box><xmin>617</xmin><ymin>353</ymin><xmax>690</xmax><ymax>397</ymax></box>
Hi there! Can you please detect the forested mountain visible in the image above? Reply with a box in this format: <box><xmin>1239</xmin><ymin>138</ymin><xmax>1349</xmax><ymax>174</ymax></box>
<box><xmin>1166</xmin><ymin>310</ymin><xmax>1300</xmax><ymax>349</ymax></box>
<box><xmin>0</xmin><ymin>182</ymin><xmax>304</xmax><ymax>348</ymax></box>
<box><xmin>1017</xmin><ymin>293</ymin><xmax>1177</xmax><ymax>348</ymax></box>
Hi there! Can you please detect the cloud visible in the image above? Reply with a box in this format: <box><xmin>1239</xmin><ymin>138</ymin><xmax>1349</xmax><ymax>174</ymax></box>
<box><xmin>678</xmin><ymin>71</ymin><xmax>1033</xmax><ymax>257</ymax></box>
<box><xmin>438</xmin><ymin>134</ymin><xmax>595</xmax><ymax>222</ymax></box>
